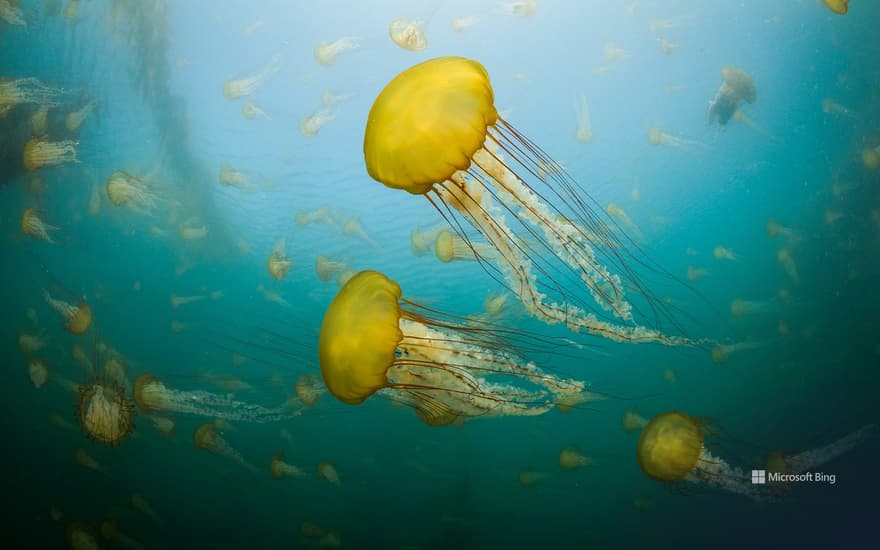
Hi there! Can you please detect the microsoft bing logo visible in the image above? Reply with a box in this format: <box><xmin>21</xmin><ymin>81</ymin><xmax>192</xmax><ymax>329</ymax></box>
<box><xmin>751</xmin><ymin>470</ymin><xmax>766</xmax><ymax>484</ymax></box>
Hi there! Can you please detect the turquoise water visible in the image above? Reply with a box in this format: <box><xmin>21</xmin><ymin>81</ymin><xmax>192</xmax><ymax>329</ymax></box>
<box><xmin>2</xmin><ymin>1</ymin><xmax>879</xmax><ymax>548</ymax></box>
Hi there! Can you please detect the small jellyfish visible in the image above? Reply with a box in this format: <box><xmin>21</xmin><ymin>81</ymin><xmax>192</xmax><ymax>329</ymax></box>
<box><xmin>178</xmin><ymin>220</ymin><xmax>208</xmax><ymax>241</ymax></box>
<box><xmin>559</xmin><ymin>445</ymin><xmax>591</xmax><ymax>470</ymax></box>
<box><xmin>603</xmin><ymin>43</ymin><xmax>630</xmax><ymax>61</ymax></box>
<box><xmin>573</xmin><ymin>94</ymin><xmax>594</xmax><ymax>143</ymax></box>
<box><xmin>27</xmin><ymin>357</ymin><xmax>49</xmax><ymax>388</ymax></box>
<box><xmin>342</xmin><ymin>217</ymin><xmax>379</xmax><ymax>248</ymax></box>
<box><xmin>0</xmin><ymin>77</ymin><xmax>62</xmax><ymax>115</ymax></box>
<box><xmin>295</xmin><ymin>205</ymin><xmax>336</xmax><ymax>227</ymax></box>
<box><xmin>518</xmin><ymin>470</ymin><xmax>549</xmax><ymax>486</ymax></box>
<box><xmin>65</xmin><ymin>100</ymin><xmax>97</xmax><ymax>132</ymax></box>
<box><xmin>822</xmin><ymin>0</ymin><xmax>848</xmax><ymax>15</ymax></box>
<box><xmin>77</xmin><ymin>381</ymin><xmax>135</xmax><ymax>446</ymax></box>
<box><xmin>105</xmin><ymin>170</ymin><xmax>162</xmax><ymax>213</ymax></box>
<box><xmin>299</xmin><ymin>108</ymin><xmax>335</xmax><ymax>137</ymax></box>
<box><xmin>765</xmin><ymin>218</ymin><xmax>797</xmax><ymax>241</ymax></box>
<box><xmin>149</xmin><ymin>415</ymin><xmax>175</xmax><ymax>437</ymax></box>
<box><xmin>708</xmin><ymin>67</ymin><xmax>756</xmax><ymax>126</ymax></box>
<box><xmin>606</xmin><ymin>203</ymin><xmax>642</xmax><ymax>240</ymax></box>
<box><xmin>777</xmin><ymin>248</ymin><xmax>799</xmax><ymax>285</ymax></box>
<box><xmin>295</xmin><ymin>373</ymin><xmax>323</xmax><ymax>406</ymax></box>
<box><xmin>710</xmin><ymin>340</ymin><xmax>765</xmax><ymax>364</ymax></box>
<box><xmin>658</xmin><ymin>38</ymin><xmax>680</xmax><ymax>55</ymax></box>
<box><xmin>316</xmin><ymin>255</ymin><xmax>347</xmax><ymax>282</ymax></box>
<box><xmin>686</xmin><ymin>266</ymin><xmax>709</xmax><ymax>282</ymax></box>
<box><xmin>100</xmin><ymin>520</ymin><xmax>142</xmax><ymax>550</ymax></box>
<box><xmin>88</xmin><ymin>180</ymin><xmax>102</xmax><ymax>215</ymax></box>
<box><xmin>435</xmin><ymin>229</ymin><xmax>496</xmax><ymax>263</ymax></box>
<box><xmin>268</xmin><ymin>238</ymin><xmax>292</xmax><ymax>281</ymax></box>
<box><xmin>0</xmin><ymin>0</ymin><xmax>26</xmax><ymax>28</ymax></box>
<box><xmin>194</xmin><ymin>422</ymin><xmax>257</xmax><ymax>473</ymax></box>
<box><xmin>663</xmin><ymin>368</ymin><xmax>676</xmax><ymax>383</ymax></box>
<box><xmin>218</xmin><ymin>164</ymin><xmax>254</xmax><ymax>190</ymax></box>
<box><xmin>824</xmin><ymin>209</ymin><xmax>843</xmax><ymax>225</ymax></box>
<box><xmin>410</xmin><ymin>224</ymin><xmax>443</xmax><ymax>256</ymax></box>
<box><xmin>730</xmin><ymin>298</ymin><xmax>778</xmax><ymax>319</ymax></box>
<box><xmin>712</xmin><ymin>245</ymin><xmax>737</xmax><ymax>261</ymax></box>
<box><xmin>317</xmin><ymin>460</ymin><xmax>342</xmax><ymax>486</ymax></box>
<box><xmin>75</xmin><ymin>448</ymin><xmax>104</xmax><ymax>473</ymax></box>
<box><xmin>320</xmin><ymin>89</ymin><xmax>353</xmax><ymax>109</ymax></box>
<box><xmin>314</xmin><ymin>37</ymin><xmax>359</xmax><ymax>66</ymax></box>
<box><xmin>451</xmin><ymin>16</ymin><xmax>479</xmax><ymax>33</ymax></box>
<box><xmin>861</xmin><ymin>145</ymin><xmax>880</xmax><ymax>170</ymax></box>
<box><xmin>170</xmin><ymin>293</ymin><xmax>206</xmax><ymax>309</ymax></box>
<box><xmin>170</xmin><ymin>320</ymin><xmax>188</xmax><ymax>333</ymax></box>
<box><xmin>66</xmin><ymin>522</ymin><xmax>100</xmax><ymax>550</ymax></box>
<box><xmin>50</xmin><ymin>506</ymin><xmax>63</xmax><ymax>522</ymax></box>
<box><xmin>44</xmin><ymin>290</ymin><xmax>92</xmax><ymax>335</ymax></box>
<box><xmin>256</xmin><ymin>284</ymin><xmax>290</xmax><ymax>307</ymax></box>
<box><xmin>822</xmin><ymin>98</ymin><xmax>854</xmax><ymax>118</ymax></box>
<box><xmin>633</xmin><ymin>496</ymin><xmax>655</xmax><ymax>511</ymax></box>
<box><xmin>63</xmin><ymin>0</ymin><xmax>78</xmax><ymax>20</ymax></box>
<box><xmin>71</xmin><ymin>344</ymin><xmax>95</xmax><ymax>377</ymax></box>
<box><xmin>223</xmin><ymin>53</ymin><xmax>282</xmax><ymax>100</ymax></box>
<box><xmin>648</xmin><ymin>125</ymin><xmax>708</xmax><ymax>153</ymax></box>
<box><xmin>483</xmin><ymin>292</ymin><xmax>510</xmax><ymax>318</ymax></box>
<box><xmin>270</xmin><ymin>451</ymin><xmax>307</xmax><ymax>480</ymax></box>
<box><xmin>389</xmin><ymin>18</ymin><xmax>428</xmax><ymax>51</ymax></box>
<box><xmin>49</xmin><ymin>411</ymin><xmax>78</xmax><ymax>433</ymax></box>
<box><xmin>20</xmin><ymin>208</ymin><xmax>59</xmax><ymax>243</ymax></box>
<box><xmin>242</xmin><ymin>18</ymin><xmax>267</xmax><ymax>37</ymax></box>
<box><xmin>498</xmin><ymin>0</ymin><xmax>537</xmax><ymax>17</ymax></box>
<box><xmin>22</xmin><ymin>137</ymin><xmax>78</xmax><ymax>172</ymax></box>
<box><xmin>242</xmin><ymin>101</ymin><xmax>269</xmax><ymax>120</ymax></box>
<box><xmin>622</xmin><ymin>408</ymin><xmax>648</xmax><ymax>433</ymax></box>
<box><xmin>131</xmin><ymin>493</ymin><xmax>163</xmax><ymax>526</ymax></box>
<box><xmin>18</xmin><ymin>330</ymin><xmax>47</xmax><ymax>354</ymax></box>
<box><xmin>30</xmin><ymin>104</ymin><xmax>50</xmax><ymax>135</ymax></box>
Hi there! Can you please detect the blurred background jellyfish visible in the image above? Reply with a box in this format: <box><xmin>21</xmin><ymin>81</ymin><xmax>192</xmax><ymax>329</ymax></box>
<box><xmin>75</xmin><ymin>447</ymin><xmax>104</xmax><ymax>473</ymax></box>
<box><xmin>22</xmin><ymin>137</ymin><xmax>78</xmax><ymax>172</ymax></box>
<box><xmin>317</xmin><ymin>460</ymin><xmax>342</xmax><ymax>486</ymax></box>
<box><xmin>223</xmin><ymin>53</ymin><xmax>281</xmax><ymax>100</ymax></box>
<box><xmin>267</xmin><ymin>238</ymin><xmax>292</xmax><ymax>281</ymax></box>
<box><xmin>319</xmin><ymin>270</ymin><xmax>590</xmax><ymax>425</ymax></box>
<box><xmin>434</xmin><ymin>229</ymin><xmax>496</xmax><ymax>263</ymax></box>
<box><xmin>389</xmin><ymin>18</ymin><xmax>428</xmax><ymax>51</ymax></box>
<box><xmin>766</xmin><ymin>425</ymin><xmax>876</xmax><ymax>489</ymax></box>
<box><xmin>100</xmin><ymin>520</ymin><xmax>142</xmax><ymax>550</ymax></box>
<box><xmin>77</xmin><ymin>379</ymin><xmax>135</xmax><ymax>446</ymax></box>
<box><xmin>315</xmin><ymin>255</ymin><xmax>346</xmax><ymax>283</ymax></box>
<box><xmin>574</xmin><ymin>93</ymin><xmax>594</xmax><ymax>143</ymax></box>
<box><xmin>105</xmin><ymin>170</ymin><xmax>162</xmax><ymax>214</ymax></box>
<box><xmin>131</xmin><ymin>493</ymin><xmax>163</xmax><ymax>527</ymax></box>
<box><xmin>0</xmin><ymin>77</ymin><xmax>62</xmax><ymax>116</ymax></box>
<box><xmin>636</xmin><ymin>411</ymin><xmax>767</xmax><ymax>500</ymax></box>
<box><xmin>707</xmin><ymin>66</ymin><xmax>756</xmax><ymax>126</ymax></box>
<box><xmin>66</xmin><ymin>522</ymin><xmax>100</xmax><ymax>550</ymax></box>
<box><xmin>822</xmin><ymin>0</ymin><xmax>849</xmax><ymax>15</ymax></box>
<box><xmin>133</xmin><ymin>372</ymin><xmax>295</xmax><ymax>423</ymax></box>
<box><xmin>314</xmin><ymin>37</ymin><xmax>358</xmax><ymax>66</ymax></box>
<box><xmin>647</xmin><ymin>125</ymin><xmax>708</xmax><ymax>153</ymax></box>
<box><xmin>363</xmin><ymin>57</ymin><xmax>702</xmax><ymax>347</ymax></box>
<box><xmin>21</xmin><ymin>208</ymin><xmax>59</xmax><ymax>243</ymax></box>
<box><xmin>27</xmin><ymin>357</ymin><xmax>49</xmax><ymax>389</ymax></box>
<box><xmin>43</xmin><ymin>290</ymin><xmax>92</xmax><ymax>335</ymax></box>
<box><xmin>193</xmin><ymin>422</ymin><xmax>257</xmax><ymax>473</ymax></box>
<box><xmin>559</xmin><ymin>445</ymin><xmax>592</xmax><ymax>470</ymax></box>
<box><xmin>270</xmin><ymin>451</ymin><xmax>307</xmax><ymax>480</ymax></box>
<box><xmin>295</xmin><ymin>373</ymin><xmax>324</xmax><ymax>406</ymax></box>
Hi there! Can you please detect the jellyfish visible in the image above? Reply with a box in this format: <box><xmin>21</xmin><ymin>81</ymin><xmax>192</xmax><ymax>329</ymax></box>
<box><xmin>686</xmin><ymin>266</ymin><xmax>709</xmax><ymax>282</ymax></box>
<box><xmin>622</xmin><ymin>408</ymin><xmax>648</xmax><ymax>433</ymax></box>
<box><xmin>27</xmin><ymin>357</ymin><xmax>49</xmax><ymax>389</ymax></box>
<box><xmin>178</xmin><ymin>220</ymin><xmax>208</xmax><ymax>241</ymax></box>
<box><xmin>452</xmin><ymin>16</ymin><xmax>479</xmax><ymax>33</ymax></box>
<box><xmin>77</xmin><ymin>380</ymin><xmax>135</xmax><ymax>446</ymax></box>
<box><xmin>148</xmin><ymin>415</ymin><xmax>175</xmax><ymax>437</ymax></box>
<box><xmin>710</xmin><ymin>340</ymin><xmax>765</xmax><ymax>364</ymax></box>
<box><xmin>295</xmin><ymin>373</ymin><xmax>324</xmax><ymax>406</ymax></box>
<box><xmin>648</xmin><ymin>125</ymin><xmax>707</xmax><ymax>153</ymax></box>
<box><xmin>637</xmin><ymin>411</ymin><xmax>766</xmax><ymax>499</ymax></box>
<box><xmin>730</xmin><ymin>298</ymin><xmax>779</xmax><ymax>319</ymax></box>
<box><xmin>256</xmin><ymin>284</ymin><xmax>290</xmax><ymax>307</ymax></box>
<box><xmin>824</xmin><ymin>209</ymin><xmax>843</xmax><ymax>225</ymax></box>
<box><xmin>363</xmin><ymin>58</ymin><xmax>708</xmax><ymax>346</ymax></box>
<box><xmin>243</xmin><ymin>18</ymin><xmax>267</xmax><ymax>36</ymax></box>
<box><xmin>30</xmin><ymin>104</ymin><xmax>50</xmax><ymax>135</ymax></box>
<box><xmin>708</xmin><ymin>67</ymin><xmax>756</xmax><ymax>126</ymax></box>
<box><xmin>223</xmin><ymin>53</ymin><xmax>282</xmax><ymax>100</ymax></box>
<box><xmin>483</xmin><ymin>292</ymin><xmax>510</xmax><ymax>318</ymax></box>
<box><xmin>658</xmin><ymin>38</ymin><xmax>680</xmax><ymax>55</ymax></box>
<box><xmin>317</xmin><ymin>460</ymin><xmax>342</xmax><ymax>486</ymax></box>
<box><xmin>498</xmin><ymin>1</ymin><xmax>537</xmax><ymax>17</ymax></box>
<box><xmin>295</xmin><ymin>205</ymin><xmax>336</xmax><ymax>227</ymax></box>
<box><xmin>861</xmin><ymin>145</ymin><xmax>880</xmax><ymax>170</ymax></box>
<box><xmin>20</xmin><ymin>208</ymin><xmax>59</xmax><ymax>243</ymax></box>
<box><xmin>320</xmin><ymin>271</ymin><xmax>590</xmax><ymax>425</ymax></box>
<box><xmin>648</xmin><ymin>15</ymin><xmax>694</xmax><ymax>33</ymax></box>
<box><xmin>194</xmin><ymin>423</ymin><xmax>257</xmax><ymax>472</ymax></box>
<box><xmin>133</xmin><ymin>372</ymin><xmax>295</xmax><ymax>423</ymax></box>
<box><xmin>822</xmin><ymin>0</ymin><xmax>849</xmax><ymax>14</ymax></box>
<box><xmin>606</xmin><ymin>203</ymin><xmax>642</xmax><ymax>240</ymax></box>
<box><xmin>518</xmin><ymin>470</ymin><xmax>550</xmax><ymax>486</ymax></box>
<box><xmin>62</xmin><ymin>0</ymin><xmax>79</xmax><ymax>20</ymax></box>
<box><xmin>88</xmin><ymin>179</ymin><xmax>102</xmax><ymax>215</ymax></box>
<box><xmin>0</xmin><ymin>78</ymin><xmax>62</xmax><ymax>116</ymax></box>
<box><xmin>777</xmin><ymin>248</ymin><xmax>799</xmax><ymax>285</ymax></box>
<box><xmin>106</xmin><ymin>170</ymin><xmax>162</xmax><ymax>213</ymax></box>
<box><xmin>603</xmin><ymin>43</ymin><xmax>630</xmax><ymax>61</ymax></box>
<box><xmin>242</xmin><ymin>101</ymin><xmax>269</xmax><ymax>120</ymax></box>
<box><xmin>18</xmin><ymin>330</ymin><xmax>47</xmax><ymax>354</ymax></box>
<box><xmin>22</xmin><ymin>137</ymin><xmax>78</xmax><ymax>172</ymax></box>
<box><xmin>319</xmin><ymin>89</ymin><xmax>352</xmax><ymax>109</ymax></box>
<box><xmin>410</xmin><ymin>224</ymin><xmax>443</xmax><ymax>256</ymax></box>
<box><xmin>299</xmin><ymin>108</ymin><xmax>335</xmax><ymax>137</ymax></box>
<box><xmin>770</xmin><ymin>425</ymin><xmax>876</xmax><ymax>487</ymax></box>
<box><xmin>270</xmin><ymin>451</ymin><xmax>307</xmax><ymax>480</ymax></box>
<box><xmin>75</xmin><ymin>448</ymin><xmax>104</xmax><ymax>473</ymax></box>
<box><xmin>573</xmin><ymin>94</ymin><xmax>594</xmax><ymax>143</ymax></box>
<box><xmin>218</xmin><ymin>164</ymin><xmax>253</xmax><ymax>190</ymax></box>
<box><xmin>131</xmin><ymin>494</ymin><xmax>163</xmax><ymax>526</ymax></box>
<box><xmin>0</xmin><ymin>0</ymin><xmax>26</xmax><ymax>28</ymax></box>
<box><xmin>314</xmin><ymin>38</ymin><xmax>359</xmax><ymax>66</ymax></box>
<box><xmin>169</xmin><ymin>320</ymin><xmax>188</xmax><ymax>333</ymax></box>
<box><xmin>341</xmin><ymin>217</ymin><xmax>379</xmax><ymax>248</ymax></box>
<box><xmin>435</xmin><ymin>230</ymin><xmax>496</xmax><ymax>263</ymax></box>
<box><xmin>712</xmin><ymin>245</ymin><xmax>737</xmax><ymax>261</ymax></box>
<box><xmin>70</xmin><ymin>344</ymin><xmax>95</xmax><ymax>377</ymax></box>
<box><xmin>765</xmin><ymin>218</ymin><xmax>797</xmax><ymax>241</ymax></box>
<box><xmin>316</xmin><ymin>255</ymin><xmax>346</xmax><ymax>282</ymax></box>
<box><xmin>390</xmin><ymin>18</ymin><xmax>428</xmax><ymax>51</ymax></box>
<box><xmin>49</xmin><ymin>411</ymin><xmax>78</xmax><ymax>433</ymax></box>
<box><xmin>66</xmin><ymin>522</ymin><xmax>99</xmax><ymax>550</ymax></box>
<box><xmin>268</xmin><ymin>238</ymin><xmax>292</xmax><ymax>281</ymax></box>
<box><xmin>559</xmin><ymin>445</ymin><xmax>591</xmax><ymax>470</ymax></box>
<box><xmin>44</xmin><ymin>290</ymin><xmax>92</xmax><ymax>335</ymax></box>
<box><xmin>65</xmin><ymin>100</ymin><xmax>97</xmax><ymax>132</ymax></box>
<box><xmin>663</xmin><ymin>368</ymin><xmax>676</xmax><ymax>383</ymax></box>
<box><xmin>170</xmin><ymin>293</ymin><xmax>206</xmax><ymax>309</ymax></box>
<box><xmin>101</xmin><ymin>520</ymin><xmax>142</xmax><ymax>550</ymax></box>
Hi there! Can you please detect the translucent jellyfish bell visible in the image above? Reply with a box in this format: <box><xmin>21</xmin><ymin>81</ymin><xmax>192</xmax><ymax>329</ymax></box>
<box><xmin>573</xmin><ymin>94</ymin><xmax>594</xmax><ymax>143</ymax></box>
<box><xmin>295</xmin><ymin>373</ymin><xmax>324</xmax><ymax>406</ymax></box>
<box><xmin>267</xmin><ymin>238</ymin><xmax>292</xmax><ymax>281</ymax></box>
<box><xmin>27</xmin><ymin>357</ymin><xmax>49</xmax><ymax>388</ymax></box>
<box><xmin>389</xmin><ymin>18</ymin><xmax>428</xmax><ymax>51</ymax></box>
<box><xmin>23</xmin><ymin>137</ymin><xmax>78</xmax><ymax>172</ymax></box>
<box><xmin>77</xmin><ymin>382</ymin><xmax>135</xmax><ymax>446</ymax></box>
<box><xmin>223</xmin><ymin>54</ymin><xmax>282</xmax><ymax>100</ymax></box>
<box><xmin>270</xmin><ymin>451</ymin><xmax>307</xmax><ymax>480</ymax></box>
<box><xmin>314</xmin><ymin>37</ymin><xmax>359</xmax><ymax>66</ymax></box>
<box><xmin>559</xmin><ymin>445</ymin><xmax>591</xmax><ymax>470</ymax></box>
<box><xmin>21</xmin><ymin>208</ymin><xmax>59</xmax><ymax>243</ymax></box>
<box><xmin>43</xmin><ymin>290</ymin><xmax>92</xmax><ymax>335</ymax></box>
<box><xmin>193</xmin><ymin>423</ymin><xmax>257</xmax><ymax>473</ymax></box>
<box><xmin>105</xmin><ymin>170</ymin><xmax>162</xmax><ymax>214</ymax></box>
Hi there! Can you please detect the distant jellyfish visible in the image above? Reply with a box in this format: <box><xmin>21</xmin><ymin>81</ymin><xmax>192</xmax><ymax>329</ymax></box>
<box><xmin>295</xmin><ymin>373</ymin><xmax>324</xmax><ymax>406</ymax></box>
<box><xmin>242</xmin><ymin>101</ymin><xmax>269</xmax><ymax>120</ymax></box>
<box><xmin>622</xmin><ymin>408</ymin><xmax>648</xmax><ymax>433</ymax></box>
<box><xmin>65</xmin><ymin>100</ymin><xmax>96</xmax><ymax>132</ymax></box>
<box><xmin>71</xmin><ymin>344</ymin><xmax>94</xmax><ymax>377</ymax></box>
<box><xmin>573</xmin><ymin>94</ymin><xmax>594</xmax><ymax>143</ymax></box>
<box><xmin>648</xmin><ymin>125</ymin><xmax>708</xmax><ymax>153</ymax></box>
<box><xmin>861</xmin><ymin>145</ymin><xmax>880</xmax><ymax>170</ymax></box>
<box><xmin>389</xmin><ymin>18</ymin><xmax>428</xmax><ymax>51</ymax></box>
<box><xmin>498</xmin><ymin>1</ymin><xmax>537</xmax><ymax>17</ymax></box>
<box><xmin>149</xmin><ymin>415</ymin><xmax>175</xmax><ymax>438</ymax></box>
<box><xmin>0</xmin><ymin>77</ymin><xmax>62</xmax><ymax>115</ymax></box>
<box><xmin>821</xmin><ymin>98</ymin><xmax>854</xmax><ymax>118</ymax></box>
<box><xmin>75</xmin><ymin>447</ymin><xmax>104</xmax><ymax>473</ymax></box>
<box><xmin>410</xmin><ymin>224</ymin><xmax>442</xmax><ymax>256</ymax></box>
<box><xmin>603</xmin><ymin>42</ymin><xmax>630</xmax><ymax>61</ymax></box>
<box><xmin>712</xmin><ymin>245</ymin><xmax>737</xmax><ymax>261</ymax></box>
<box><xmin>43</xmin><ymin>290</ymin><xmax>92</xmax><ymax>335</ymax></box>
<box><xmin>193</xmin><ymin>422</ymin><xmax>257</xmax><ymax>472</ymax></box>
<box><xmin>315</xmin><ymin>255</ymin><xmax>346</xmax><ymax>283</ymax></box>
<box><xmin>822</xmin><ymin>0</ymin><xmax>849</xmax><ymax>15</ymax></box>
<box><xmin>559</xmin><ymin>445</ymin><xmax>591</xmax><ymax>470</ymax></box>
<box><xmin>18</xmin><ymin>330</ymin><xmax>48</xmax><ymax>354</ymax></box>
<box><xmin>299</xmin><ymin>108</ymin><xmax>335</xmax><ymax>137</ymax></box>
<box><xmin>708</xmin><ymin>67</ymin><xmax>756</xmax><ymax>126</ymax></box>
<box><xmin>100</xmin><ymin>520</ymin><xmax>142</xmax><ymax>550</ymax></box>
<box><xmin>21</xmin><ymin>208</ymin><xmax>59</xmax><ymax>243</ymax></box>
<box><xmin>223</xmin><ymin>54</ymin><xmax>282</xmax><ymax>100</ymax></box>
<box><xmin>77</xmin><ymin>381</ymin><xmax>135</xmax><ymax>446</ymax></box>
<box><xmin>170</xmin><ymin>293</ymin><xmax>206</xmax><ymax>309</ymax></box>
<box><xmin>321</xmin><ymin>89</ymin><xmax>353</xmax><ymax>109</ymax></box>
<box><xmin>518</xmin><ymin>470</ymin><xmax>549</xmax><ymax>486</ymax></box>
<box><xmin>730</xmin><ymin>298</ymin><xmax>778</xmax><ymax>319</ymax></box>
<box><xmin>27</xmin><ymin>357</ymin><xmax>49</xmax><ymax>388</ymax></box>
<box><xmin>105</xmin><ymin>170</ymin><xmax>162</xmax><ymax>214</ymax></box>
<box><xmin>270</xmin><ymin>451</ymin><xmax>307</xmax><ymax>480</ymax></box>
<box><xmin>317</xmin><ymin>460</ymin><xmax>342</xmax><ymax>486</ymax></box>
<box><xmin>22</xmin><ymin>137</ymin><xmax>78</xmax><ymax>172</ymax></box>
<box><xmin>663</xmin><ymin>368</ymin><xmax>676</xmax><ymax>383</ymax></box>
<box><xmin>66</xmin><ymin>522</ymin><xmax>100</xmax><ymax>550</ymax></box>
<box><xmin>777</xmin><ymin>248</ymin><xmax>799</xmax><ymax>285</ymax></box>
<box><xmin>314</xmin><ymin>37</ymin><xmax>359</xmax><ymax>66</ymax></box>
<box><xmin>218</xmin><ymin>164</ymin><xmax>254</xmax><ymax>190</ymax></box>
<box><xmin>648</xmin><ymin>14</ymin><xmax>694</xmax><ymax>33</ymax></box>
<box><xmin>434</xmin><ymin>229</ymin><xmax>496</xmax><ymax>263</ymax></box>
<box><xmin>341</xmin><ymin>217</ymin><xmax>379</xmax><ymax>248</ymax></box>
<box><xmin>765</xmin><ymin>218</ymin><xmax>797</xmax><ymax>241</ymax></box>
<box><xmin>451</xmin><ymin>16</ymin><xmax>479</xmax><ymax>33</ymax></box>
<box><xmin>710</xmin><ymin>340</ymin><xmax>765</xmax><ymax>364</ymax></box>
<box><xmin>131</xmin><ymin>493</ymin><xmax>163</xmax><ymax>526</ymax></box>
<box><xmin>30</xmin><ymin>104</ymin><xmax>50</xmax><ymax>135</ymax></box>
<box><xmin>686</xmin><ymin>266</ymin><xmax>709</xmax><ymax>282</ymax></box>
<box><xmin>658</xmin><ymin>38</ymin><xmax>680</xmax><ymax>55</ymax></box>
<box><xmin>606</xmin><ymin>203</ymin><xmax>642</xmax><ymax>240</ymax></box>
<box><xmin>268</xmin><ymin>238</ymin><xmax>292</xmax><ymax>281</ymax></box>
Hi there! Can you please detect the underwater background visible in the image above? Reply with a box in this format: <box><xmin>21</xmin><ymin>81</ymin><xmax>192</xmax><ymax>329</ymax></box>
<box><xmin>2</xmin><ymin>0</ymin><xmax>879</xmax><ymax>548</ymax></box>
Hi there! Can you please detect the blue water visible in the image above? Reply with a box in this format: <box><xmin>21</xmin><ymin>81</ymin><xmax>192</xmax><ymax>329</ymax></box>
<box><xmin>2</xmin><ymin>1</ymin><xmax>879</xmax><ymax>548</ymax></box>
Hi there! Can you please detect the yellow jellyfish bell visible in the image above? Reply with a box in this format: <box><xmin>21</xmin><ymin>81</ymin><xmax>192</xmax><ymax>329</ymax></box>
<box><xmin>822</xmin><ymin>0</ymin><xmax>848</xmax><ymax>15</ymax></box>
<box><xmin>636</xmin><ymin>411</ymin><xmax>703</xmax><ymax>482</ymax></box>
